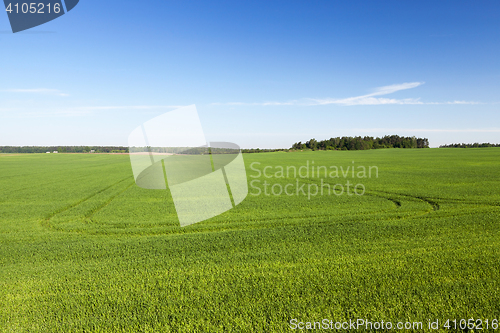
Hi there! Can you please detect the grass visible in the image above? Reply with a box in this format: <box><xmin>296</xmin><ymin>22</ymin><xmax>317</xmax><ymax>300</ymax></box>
<box><xmin>0</xmin><ymin>148</ymin><xmax>499</xmax><ymax>332</ymax></box>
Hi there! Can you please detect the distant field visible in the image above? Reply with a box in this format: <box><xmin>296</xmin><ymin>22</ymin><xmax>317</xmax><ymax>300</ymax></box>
<box><xmin>1</xmin><ymin>149</ymin><xmax>499</xmax><ymax>332</ymax></box>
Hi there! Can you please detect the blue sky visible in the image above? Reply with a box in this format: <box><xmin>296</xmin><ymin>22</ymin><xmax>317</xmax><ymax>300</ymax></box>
<box><xmin>1</xmin><ymin>0</ymin><xmax>499</xmax><ymax>148</ymax></box>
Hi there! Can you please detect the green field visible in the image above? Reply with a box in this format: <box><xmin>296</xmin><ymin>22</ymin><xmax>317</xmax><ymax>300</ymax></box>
<box><xmin>1</xmin><ymin>149</ymin><xmax>499</xmax><ymax>332</ymax></box>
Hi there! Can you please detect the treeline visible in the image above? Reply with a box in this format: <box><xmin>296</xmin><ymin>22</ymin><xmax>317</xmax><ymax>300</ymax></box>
<box><xmin>439</xmin><ymin>143</ymin><xmax>500</xmax><ymax>148</ymax></box>
<box><xmin>135</xmin><ymin>147</ymin><xmax>245</xmax><ymax>154</ymax></box>
<box><xmin>241</xmin><ymin>148</ymin><xmax>289</xmax><ymax>153</ymax></box>
<box><xmin>1</xmin><ymin>136</ymin><xmax>433</xmax><ymax>154</ymax></box>
<box><xmin>0</xmin><ymin>146</ymin><xmax>129</xmax><ymax>154</ymax></box>
<box><xmin>291</xmin><ymin>135</ymin><xmax>429</xmax><ymax>151</ymax></box>
<box><xmin>144</xmin><ymin>147</ymin><xmax>288</xmax><ymax>154</ymax></box>
<box><xmin>0</xmin><ymin>146</ymin><xmax>287</xmax><ymax>154</ymax></box>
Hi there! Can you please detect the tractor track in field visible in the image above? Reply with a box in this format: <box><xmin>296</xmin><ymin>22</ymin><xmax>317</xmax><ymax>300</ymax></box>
<box><xmin>364</xmin><ymin>192</ymin><xmax>401</xmax><ymax>208</ymax></box>
<box><xmin>301</xmin><ymin>179</ymin><xmax>443</xmax><ymax>221</ymax></box>
<box><xmin>425</xmin><ymin>196</ymin><xmax>500</xmax><ymax>207</ymax></box>
<box><xmin>368</xmin><ymin>189</ymin><xmax>440</xmax><ymax>211</ymax></box>
<box><xmin>280</xmin><ymin>178</ymin><xmax>436</xmax><ymax>223</ymax></box>
<box><xmin>84</xmin><ymin>181</ymin><xmax>135</xmax><ymax>220</ymax></box>
<box><xmin>301</xmin><ymin>178</ymin><xmax>432</xmax><ymax>211</ymax></box>
<box><xmin>41</xmin><ymin>176</ymin><xmax>133</xmax><ymax>228</ymax></box>
<box><xmin>0</xmin><ymin>173</ymin><xmax>113</xmax><ymax>197</ymax></box>
<box><xmin>370</xmin><ymin>190</ymin><xmax>500</xmax><ymax>209</ymax></box>
<box><xmin>38</xmin><ymin>176</ymin><xmax>500</xmax><ymax>235</ymax></box>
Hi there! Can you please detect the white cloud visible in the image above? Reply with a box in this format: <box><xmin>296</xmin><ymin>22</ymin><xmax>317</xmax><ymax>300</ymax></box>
<box><xmin>308</xmin><ymin>97</ymin><xmax>423</xmax><ymax>106</ymax></box>
<box><xmin>1</xmin><ymin>110</ymin><xmax>92</xmax><ymax>118</ymax></box>
<box><xmin>347</xmin><ymin>128</ymin><xmax>500</xmax><ymax>133</ymax></box>
<box><xmin>211</xmin><ymin>101</ymin><xmax>296</xmax><ymax>106</ymax></box>
<box><xmin>311</xmin><ymin>82</ymin><xmax>424</xmax><ymax>105</ymax></box>
<box><xmin>426</xmin><ymin>100</ymin><xmax>481</xmax><ymax>105</ymax></box>
<box><xmin>0</xmin><ymin>105</ymin><xmax>186</xmax><ymax>118</ymax></box>
<box><xmin>75</xmin><ymin>105</ymin><xmax>185</xmax><ymax>111</ymax></box>
<box><xmin>3</xmin><ymin>88</ymin><xmax>69</xmax><ymax>96</ymax></box>
<box><xmin>213</xmin><ymin>82</ymin><xmax>481</xmax><ymax>106</ymax></box>
<box><xmin>368</xmin><ymin>82</ymin><xmax>423</xmax><ymax>96</ymax></box>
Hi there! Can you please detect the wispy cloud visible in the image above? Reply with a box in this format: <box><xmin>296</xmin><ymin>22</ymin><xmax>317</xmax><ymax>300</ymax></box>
<box><xmin>18</xmin><ymin>110</ymin><xmax>92</xmax><ymax>118</ymax></box>
<box><xmin>0</xmin><ymin>105</ymin><xmax>187</xmax><ymax>118</ymax></box>
<box><xmin>211</xmin><ymin>101</ymin><xmax>297</xmax><ymax>106</ymax></box>
<box><xmin>425</xmin><ymin>101</ymin><xmax>481</xmax><ymax>105</ymax></box>
<box><xmin>0</xmin><ymin>109</ymin><xmax>93</xmax><ymax>118</ymax></box>
<box><xmin>312</xmin><ymin>82</ymin><xmax>424</xmax><ymax>105</ymax></box>
<box><xmin>213</xmin><ymin>82</ymin><xmax>481</xmax><ymax>106</ymax></box>
<box><xmin>369</xmin><ymin>82</ymin><xmax>423</xmax><ymax>96</ymax></box>
<box><xmin>347</xmin><ymin>128</ymin><xmax>500</xmax><ymax>133</ymax></box>
<box><xmin>3</xmin><ymin>88</ymin><xmax>69</xmax><ymax>96</ymax></box>
<box><xmin>75</xmin><ymin>105</ymin><xmax>185</xmax><ymax>111</ymax></box>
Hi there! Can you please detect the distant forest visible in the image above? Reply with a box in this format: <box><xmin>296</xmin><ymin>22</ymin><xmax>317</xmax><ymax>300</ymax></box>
<box><xmin>439</xmin><ymin>143</ymin><xmax>500</xmax><ymax>148</ymax></box>
<box><xmin>241</xmin><ymin>148</ymin><xmax>289</xmax><ymax>153</ymax></box>
<box><xmin>0</xmin><ymin>136</ymin><xmax>432</xmax><ymax>154</ymax></box>
<box><xmin>0</xmin><ymin>146</ymin><xmax>286</xmax><ymax>154</ymax></box>
<box><xmin>0</xmin><ymin>146</ymin><xmax>128</xmax><ymax>154</ymax></box>
<box><xmin>291</xmin><ymin>135</ymin><xmax>430</xmax><ymax>151</ymax></box>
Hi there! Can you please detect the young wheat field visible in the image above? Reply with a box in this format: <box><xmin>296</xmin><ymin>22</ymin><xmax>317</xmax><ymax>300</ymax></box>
<box><xmin>1</xmin><ymin>148</ymin><xmax>499</xmax><ymax>332</ymax></box>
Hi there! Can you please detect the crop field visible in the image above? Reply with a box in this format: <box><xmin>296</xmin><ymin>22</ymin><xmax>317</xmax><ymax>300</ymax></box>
<box><xmin>1</xmin><ymin>148</ymin><xmax>499</xmax><ymax>332</ymax></box>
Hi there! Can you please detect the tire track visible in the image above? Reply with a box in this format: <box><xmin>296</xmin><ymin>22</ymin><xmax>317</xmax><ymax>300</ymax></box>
<box><xmin>300</xmin><ymin>178</ymin><xmax>406</xmax><ymax>210</ymax></box>
<box><xmin>302</xmin><ymin>179</ymin><xmax>438</xmax><ymax>221</ymax></box>
<box><xmin>84</xmin><ymin>181</ymin><xmax>135</xmax><ymax>220</ymax></box>
<box><xmin>42</xmin><ymin>176</ymin><xmax>132</xmax><ymax>223</ymax></box>
<box><xmin>369</xmin><ymin>189</ymin><xmax>440</xmax><ymax>211</ymax></box>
